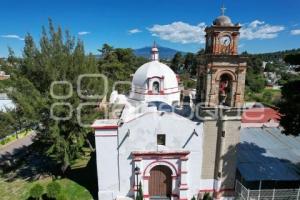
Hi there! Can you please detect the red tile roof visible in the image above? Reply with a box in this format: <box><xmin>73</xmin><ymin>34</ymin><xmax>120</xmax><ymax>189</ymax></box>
<box><xmin>242</xmin><ymin>107</ymin><xmax>281</xmax><ymax>123</ymax></box>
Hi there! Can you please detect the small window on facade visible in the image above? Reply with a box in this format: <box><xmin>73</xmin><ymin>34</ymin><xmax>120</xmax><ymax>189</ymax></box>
<box><xmin>152</xmin><ymin>81</ymin><xmax>160</xmax><ymax>94</ymax></box>
<box><xmin>157</xmin><ymin>134</ymin><xmax>166</xmax><ymax>145</ymax></box>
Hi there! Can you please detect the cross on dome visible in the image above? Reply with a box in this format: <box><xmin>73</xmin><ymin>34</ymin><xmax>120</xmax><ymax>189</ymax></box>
<box><xmin>221</xmin><ymin>4</ymin><xmax>226</xmax><ymax>16</ymax></box>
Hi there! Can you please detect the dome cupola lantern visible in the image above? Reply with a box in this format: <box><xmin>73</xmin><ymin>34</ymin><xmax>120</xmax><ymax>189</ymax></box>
<box><xmin>130</xmin><ymin>43</ymin><xmax>180</xmax><ymax>105</ymax></box>
<box><xmin>151</xmin><ymin>41</ymin><xmax>159</xmax><ymax>61</ymax></box>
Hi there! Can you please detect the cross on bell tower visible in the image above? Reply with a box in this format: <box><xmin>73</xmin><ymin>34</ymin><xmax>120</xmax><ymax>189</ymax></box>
<box><xmin>221</xmin><ymin>4</ymin><xmax>226</xmax><ymax>16</ymax></box>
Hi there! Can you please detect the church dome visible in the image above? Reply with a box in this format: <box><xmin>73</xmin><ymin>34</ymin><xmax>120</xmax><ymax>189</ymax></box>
<box><xmin>130</xmin><ymin>43</ymin><xmax>180</xmax><ymax>105</ymax></box>
<box><xmin>213</xmin><ymin>15</ymin><xmax>233</xmax><ymax>26</ymax></box>
<box><xmin>132</xmin><ymin>61</ymin><xmax>178</xmax><ymax>89</ymax></box>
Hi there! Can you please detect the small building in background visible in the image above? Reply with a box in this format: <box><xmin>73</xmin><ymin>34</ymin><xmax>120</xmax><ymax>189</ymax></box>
<box><xmin>0</xmin><ymin>71</ymin><xmax>14</xmax><ymax>112</ymax></box>
<box><xmin>0</xmin><ymin>71</ymin><xmax>10</xmax><ymax>80</ymax></box>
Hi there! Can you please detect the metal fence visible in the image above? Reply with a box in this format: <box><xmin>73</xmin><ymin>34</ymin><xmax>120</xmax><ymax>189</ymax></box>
<box><xmin>235</xmin><ymin>180</ymin><xmax>300</xmax><ymax>200</ymax></box>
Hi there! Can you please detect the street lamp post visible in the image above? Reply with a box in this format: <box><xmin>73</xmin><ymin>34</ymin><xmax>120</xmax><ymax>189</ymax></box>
<box><xmin>134</xmin><ymin>166</ymin><xmax>140</xmax><ymax>198</ymax></box>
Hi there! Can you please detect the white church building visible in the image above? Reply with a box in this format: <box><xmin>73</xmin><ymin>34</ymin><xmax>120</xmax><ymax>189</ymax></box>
<box><xmin>93</xmin><ymin>12</ymin><xmax>246</xmax><ymax>200</ymax></box>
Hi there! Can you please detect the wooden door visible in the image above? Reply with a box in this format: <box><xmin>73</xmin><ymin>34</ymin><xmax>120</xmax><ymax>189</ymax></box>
<box><xmin>149</xmin><ymin>165</ymin><xmax>172</xmax><ymax>198</ymax></box>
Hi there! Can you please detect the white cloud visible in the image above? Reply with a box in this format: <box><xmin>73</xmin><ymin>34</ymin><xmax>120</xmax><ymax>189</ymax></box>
<box><xmin>240</xmin><ymin>20</ymin><xmax>285</xmax><ymax>40</ymax></box>
<box><xmin>1</xmin><ymin>34</ymin><xmax>24</xmax><ymax>41</ymax></box>
<box><xmin>78</xmin><ymin>31</ymin><xmax>90</xmax><ymax>36</ymax></box>
<box><xmin>291</xmin><ymin>29</ymin><xmax>300</xmax><ymax>35</ymax></box>
<box><xmin>128</xmin><ymin>28</ymin><xmax>141</xmax><ymax>34</ymax></box>
<box><xmin>148</xmin><ymin>21</ymin><xmax>206</xmax><ymax>44</ymax></box>
<box><xmin>238</xmin><ymin>43</ymin><xmax>245</xmax><ymax>48</ymax></box>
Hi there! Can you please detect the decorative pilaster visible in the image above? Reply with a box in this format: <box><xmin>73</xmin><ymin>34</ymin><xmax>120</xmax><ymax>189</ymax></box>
<box><xmin>179</xmin><ymin>156</ymin><xmax>189</xmax><ymax>200</ymax></box>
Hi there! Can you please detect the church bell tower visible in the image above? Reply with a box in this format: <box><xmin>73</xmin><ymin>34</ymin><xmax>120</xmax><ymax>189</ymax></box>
<box><xmin>197</xmin><ymin>6</ymin><xmax>247</xmax><ymax>199</ymax></box>
<box><xmin>197</xmin><ymin>6</ymin><xmax>247</xmax><ymax>107</ymax></box>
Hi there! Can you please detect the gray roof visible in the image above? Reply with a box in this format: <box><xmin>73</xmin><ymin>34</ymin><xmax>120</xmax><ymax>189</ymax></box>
<box><xmin>213</xmin><ymin>15</ymin><xmax>233</xmax><ymax>26</ymax></box>
<box><xmin>238</xmin><ymin>127</ymin><xmax>300</xmax><ymax>181</ymax></box>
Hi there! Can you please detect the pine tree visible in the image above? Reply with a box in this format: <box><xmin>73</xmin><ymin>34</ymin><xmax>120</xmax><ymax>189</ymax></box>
<box><xmin>6</xmin><ymin>19</ymin><xmax>103</xmax><ymax>174</ymax></box>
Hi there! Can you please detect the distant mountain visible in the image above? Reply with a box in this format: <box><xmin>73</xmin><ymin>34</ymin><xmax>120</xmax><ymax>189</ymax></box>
<box><xmin>134</xmin><ymin>46</ymin><xmax>186</xmax><ymax>60</ymax></box>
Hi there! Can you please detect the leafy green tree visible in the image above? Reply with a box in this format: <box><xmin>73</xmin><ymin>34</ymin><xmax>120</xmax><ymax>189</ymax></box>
<box><xmin>246</xmin><ymin>68</ymin><xmax>265</xmax><ymax>93</ymax></box>
<box><xmin>46</xmin><ymin>181</ymin><xmax>61</xmax><ymax>199</ymax></box>
<box><xmin>264</xmin><ymin>63</ymin><xmax>276</xmax><ymax>72</ymax></box>
<box><xmin>184</xmin><ymin>53</ymin><xmax>195</xmax><ymax>72</ymax></box>
<box><xmin>203</xmin><ymin>192</ymin><xmax>213</xmax><ymax>200</ymax></box>
<box><xmin>0</xmin><ymin>111</ymin><xmax>15</xmax><ymax>138</ymax></box>
<box><xmin>247</xmin><ymin>56</ymin><xmax>264</xmax><ymax>74</ymax></box>
<box><xmin>171</xmin><ymin>52</ymin><xmax>183</xmax><ymax>73</ymax></box>
<box><xmin>284</xmin><ymin>53</ymin><xmax>300</xmax><ymax>65</ymax></box>
<box><xmin>29</xmin><ymin>184</ymin><xmax>44</xmax><ymax>200</ymax></box>
<box><xmin>57</xmin><ymin>194</ymin><xmax>68</xmax><ymax>200</ymax></box>
<box><xmin>98</xmin><ymin>44</ymin><xmax>146</xmax><ymax>94</ymax></box>
<box><xmin>278</xmin><ymin>80</ymin><xmax>300</xmax><ymax>135</ymax></box>
<box><xmin>5</xmin><ymin>19</ymin><xmax>104</xmax><ymax>174</ymax></box>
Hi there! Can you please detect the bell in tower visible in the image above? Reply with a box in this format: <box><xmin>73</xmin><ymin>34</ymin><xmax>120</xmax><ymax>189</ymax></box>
<box><xmin>197</xmin><ymin>5</ymin><xmax>247</xmax><ymax>108</ymax></box>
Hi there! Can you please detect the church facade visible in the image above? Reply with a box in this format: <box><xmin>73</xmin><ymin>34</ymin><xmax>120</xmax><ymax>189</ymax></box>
<box><xmin>93</xmin><ymin>11</ymin><xmax>247</xmax><ymax>200</ymax></box>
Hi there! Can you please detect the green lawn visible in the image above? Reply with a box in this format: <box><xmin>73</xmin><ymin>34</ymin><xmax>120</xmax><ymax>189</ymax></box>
<box><xmin>0</xmin><ymin>176</ymin><xmax>93</xmax><ymax>200</ymax></box>
<box><xmin>0</xmin><ymin>130</ymin><xmax>32</xmax><ymax>147</ymax></box>
<box><xmin>245</xmin><ymin>87</ymin><xmax>281</xmax><ymax>107</ymax></box>
<box><xmin>0</xmin><ymin>145</ymin><xmax>96</xmax><ymax>200</ymax></box>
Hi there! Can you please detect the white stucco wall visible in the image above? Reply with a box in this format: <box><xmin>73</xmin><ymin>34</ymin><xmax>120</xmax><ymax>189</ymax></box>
<box><xmin>95</xmin><ymin>111</ymin><xmax>204</xmax><ymax>200</ymax></box>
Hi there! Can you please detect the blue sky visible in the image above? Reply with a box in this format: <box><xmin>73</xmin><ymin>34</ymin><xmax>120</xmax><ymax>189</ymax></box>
<box><xmin>0</xmin><ymin>0</ymin><xmax>300</xmax><ymax>57</ymax></box>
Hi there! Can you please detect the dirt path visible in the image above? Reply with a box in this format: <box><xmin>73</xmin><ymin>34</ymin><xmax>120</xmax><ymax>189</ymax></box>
<box><xmin>0</xmin><ymin>132</ymin><xmax>35</xmax><ymax>158</ymax></box>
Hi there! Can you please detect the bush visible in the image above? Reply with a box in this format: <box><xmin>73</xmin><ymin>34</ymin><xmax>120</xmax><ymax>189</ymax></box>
<box><xmin>57</xmin><ymin>193</ymin><xmax>68</xmax><ymax>200</ymax></box>
<box><xmin>203</xmin><ymin>192</ymin><xmax>213</xmax><ymax>200</ymax></box>
<box><xmin>29</xmin><ymin>184</ymin><xmax>44</xmax><ymax>200</ymax></box>
<box><xmin>135</xmin><ymin>182</ymin><xmax>143</xmax><ymax>200</ymax></box>
<box><xmin>46</xmin><ymin>181</ymin><xmax>61</xmax><ymax>199</ymax></box>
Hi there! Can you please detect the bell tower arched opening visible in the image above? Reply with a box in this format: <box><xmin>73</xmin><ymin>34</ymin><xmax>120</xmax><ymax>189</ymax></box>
<box><xmin>219</xmin><ymin>73</ymin><xmax>232</xmax><ymax>106</ymax></box>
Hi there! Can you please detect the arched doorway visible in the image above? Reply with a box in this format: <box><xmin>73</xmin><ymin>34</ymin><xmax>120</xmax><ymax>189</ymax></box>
<box><xmin>149</xmin><ymin>165</ymin><xmax>172</xmax><ymax>199</ymax></box>
<box><xmin>218</xmin><ymin>73</ymin><xmax>232</xmax><ymax>106</ymax></box>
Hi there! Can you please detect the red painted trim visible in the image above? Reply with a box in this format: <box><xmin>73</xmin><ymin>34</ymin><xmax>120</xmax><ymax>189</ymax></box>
<box><xmin>180</xmin><ymin>157</ymin><xmax>188</xmax><ymax>161</ymax></box>
<box><xmin>179</xmin><ymin>184</ymin><xmax>189</xmax><ymax>190</ymax></box>
<box><xmin>143</xmin><ymin>194</ymin><xmax>150</xmax><ymax>198</ymax></box>
<box><xmin>135</xmin><ymin>155</ymin><xmax>185</xmax><ymax>160</ymax></box>
<box><xmin>143</xmin><ymin>160</ymin><xmax>179</xmax><ymax>177</ymax></box>
<box><xmin>92</xmin><ymin>125</ymin><xmax>118</xmax><ymax>130</ymax></box>
<box><xmin>148</xmin><ymin>76</ymin><xmax>164</xmax><ymax>79</ymax></box>
<box><xmin>133</xmin><ymin>157</ymin><xmax>142</xmax><ymax>161</ymax></box>
<box><xmin>95</xmin><ymin>134</ymin><xmax>117</xmax><ymax>137</ymax></box>
<box><xmin>132</xmin><ymin>151</ymin><xmax>190</xmax><ymax>157</ymax></box>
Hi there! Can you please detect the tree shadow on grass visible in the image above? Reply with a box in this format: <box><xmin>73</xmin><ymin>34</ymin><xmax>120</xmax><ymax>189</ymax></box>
<box><xmin>66</xmin><ymin>151</ymin><xmax>98</xmax><ymax>200</ymax></box>
<box><xmin>0</xmin><ymin>143</ymin><xmax>55</xmax><ymax>182</ymax></box>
